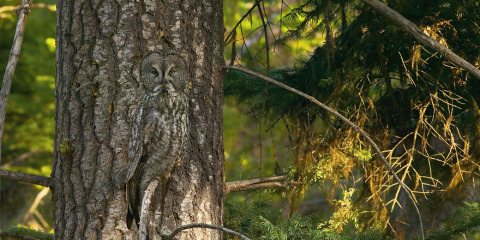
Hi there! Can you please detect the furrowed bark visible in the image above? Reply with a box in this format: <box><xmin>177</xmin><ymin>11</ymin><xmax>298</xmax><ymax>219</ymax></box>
<box><xmin>53</xmin><ymin>1</ymin><xmax>224</xmax><ymax>239</ymax></box>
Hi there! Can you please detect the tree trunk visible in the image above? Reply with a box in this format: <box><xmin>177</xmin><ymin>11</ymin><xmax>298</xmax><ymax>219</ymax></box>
<box><xmin>52</xmin><ymin>0</ymin><xmax>224</xmax><ymax>239</ymax></box>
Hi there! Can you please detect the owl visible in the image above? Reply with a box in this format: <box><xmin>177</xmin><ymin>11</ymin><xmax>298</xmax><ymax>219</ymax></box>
<box><xmin>127</xmin><ymin>50</ymin><xmax>189</xmax><ymax>229</ymax></box>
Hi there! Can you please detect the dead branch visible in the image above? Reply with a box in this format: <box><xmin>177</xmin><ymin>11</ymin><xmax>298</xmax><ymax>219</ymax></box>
<box><xmin>225</xmin><ymin>65</ymin><xmax>425</xmax><ymax>240</ymax></box>
<box><xmin>361</xmin><ymin>0</ymin><xmax>480</xmax><ymax>80</ymax></box>
<box><xmin>226</xmin><ymin>175</ymin><xmax>302</xmax><ymax>193</ymax></box>
<box><xmin>0</xmin><ymin>0</ymin><xmax>34</xmax><ymax>164</ymax></box>
<box><xmin>23</xmin><ymin>187</ymin><xmax>50</xmax><ymax>225</ymax></box>
<box><xmin>159</xmin><ymin>223</ymin><xmax>251</xmax><ymax>240</ymax></box>
<box><xmin>0</xmin><ymin>150</ymin><xmax>43</xmax><ymax>168</ymax></box>
<box><xmin>0</xmin><ymin>169</ymin><xmax>52</xmax><ymax>187</ymax></box>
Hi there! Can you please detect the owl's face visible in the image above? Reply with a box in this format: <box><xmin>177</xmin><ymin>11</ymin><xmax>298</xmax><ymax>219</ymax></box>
<box><xmin>141</xmin><ymin>51</ymin><xmax>187</xmax><ymax>97</ymax></box>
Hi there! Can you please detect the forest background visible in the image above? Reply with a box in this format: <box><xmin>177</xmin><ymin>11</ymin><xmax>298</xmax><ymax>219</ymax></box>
<box><xmin>1</xmin><ymin>0</ymin><xmax>480</xmax><ymax>239</ymax></box>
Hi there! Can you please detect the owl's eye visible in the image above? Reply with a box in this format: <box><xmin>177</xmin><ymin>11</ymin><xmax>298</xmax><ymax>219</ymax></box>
<box><xmin>150</xmin><ymin>68</ymin><xmax>159</xmax><ymax>77</ymax></box>
<box><xmin>168</xmin><ymin>68</ymin><xmax>176</xmax><ymax>76</ymax></box>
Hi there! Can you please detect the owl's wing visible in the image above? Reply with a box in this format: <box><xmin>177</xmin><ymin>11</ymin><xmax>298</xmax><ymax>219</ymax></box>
<box><xmin>126</xmin><ymin>108</ymin><xmax>146</xmax><ymax>228</ymax></box>
<box><xmin>126</xmin><ymin>140</ymin><xmax>143</xmax><ymax>182</ymax></box>
<box><xmin>126</xmin><ymin>107</ymin><xmax>145</xmax><ymax>182</ymax></box>
<box><xmin>126</xmin><ymin>136</ymin><xmax>143</xmax><ymax>229</ymax></box>
<box><xmin>126</xmin><ymin>116</ymin><xmax>156</xmax><ymax>229</ymax></box>
<box><xmin>126</xmin><ymin>154</ymin><xmax>146</xmax><ymax>229</ymax></box>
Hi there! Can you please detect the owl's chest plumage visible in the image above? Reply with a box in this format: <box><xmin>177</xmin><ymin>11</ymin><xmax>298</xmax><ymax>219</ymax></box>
<box><xmin>141</xmin><ymin>96</ymin><xmax>188</xmax><ymax>169</ymax></box>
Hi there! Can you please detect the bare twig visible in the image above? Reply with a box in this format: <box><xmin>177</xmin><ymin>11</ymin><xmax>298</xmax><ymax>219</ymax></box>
<box><xmin>257</xmin><ymin>2</ymin><xmax>270</xmax><ymax>74</ymax></box>
<box><xmin>225</xmin><ymin>65</ymin><xmax>425</xmax><ymax>240</ymax></box>
<box><xmin>0</xmin><ymin>0</ymin><xmax>34</xmax><ymax>164</ymax></box>
<box><xmin>0</xmin><ymin>169</ymin><xmax>52</xmax><ymax>187</ymax></box>
<box><xmin>361</xmin><ymin>0</ymin><xmax>480</xmax><ymax>80</ymax></box>
<box><xmin>226</xmin><ymin>175</ymin><xmax>302</xmax><ymax>193</ymax></box>
<box><xmin>159</xmin><ymin>223</ymin><xmax>251</xmax><ymax>240</ymax></box>
<box><xmin>224</xmin><ymin>0</ymin><xmax>261</xmax><ymax>44</ymax></box>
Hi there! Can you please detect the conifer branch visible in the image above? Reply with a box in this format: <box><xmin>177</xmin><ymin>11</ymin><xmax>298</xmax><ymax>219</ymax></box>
<box><xmin>226</xmin><ymin>175</ymin><xmax>302</xmax><ymax>193</ymax></box>
<box><xmin>225</xmin><ymin>65</ymin><xmax>425</xmax><ymax>240</ymax></box>
<box><xmin>0</xmin><ymin>169</ymin><xmax>52</xmax><ymax>187</ymax></box>
<box><xmin>159</xmin><ymin>223</ymin><xmax>251</xmax><ymax>240</ymax></box>
<box><xmin>0</xmin><ymin>232</ymin><xmax>43</xmax><ymax>240</ymax></box>
<box><xmin>361</xmin><ymin>0</ymin><xmax>480</xmax><ymax>80</ymax></box>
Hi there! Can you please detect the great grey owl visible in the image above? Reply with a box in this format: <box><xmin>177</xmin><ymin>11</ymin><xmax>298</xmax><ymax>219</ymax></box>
<box><xmin>126</xmin><ymin>50</ymin><xmax>189</xmax><ymax>229</ymax></box>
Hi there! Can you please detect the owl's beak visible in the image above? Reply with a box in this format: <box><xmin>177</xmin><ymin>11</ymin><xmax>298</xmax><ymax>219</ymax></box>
<box><xmin>153</xmin><ymin>85</ymin><xmax>170</xmax><ymax>96</ymax></box>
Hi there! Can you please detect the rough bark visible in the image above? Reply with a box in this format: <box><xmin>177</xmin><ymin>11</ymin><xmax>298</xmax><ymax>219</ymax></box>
<box><xmin>53</xmin><ymin>0</ymin><xmax>224</xmax><ymax>239</ymax></box>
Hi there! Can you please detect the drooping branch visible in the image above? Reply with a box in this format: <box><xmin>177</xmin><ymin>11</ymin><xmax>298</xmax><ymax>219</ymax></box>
<box><xmin>0</xmin><ymin>169</ymin><xmax>52</xmax><ymax>188</ymax></box>
<box><xmin>225</xmin><ymin>65</ymin><xmax>425</xmax><ymax>240</ymax></box>
<box><xmin>226</xmin><ymin>175</ymin><xmax>302</xmax><ymax>193</ymax></box>
<box><xmin>0</xmin><ymin>0</ymin><xmax>34</xmax><ymax>164</ymax></box>
<box><xmin>159</xmin><ymin>223</ymin><xmax>251</xmax><ymax>240</ymax></box>
<box><xmin>361</xmin><ymin>0</ymin><xmax>480</xmax><ymax>80</ymax></box>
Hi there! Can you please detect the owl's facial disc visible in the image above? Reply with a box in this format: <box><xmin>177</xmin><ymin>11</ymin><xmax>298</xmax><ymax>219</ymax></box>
<box><xmin>141</xmin><ymin>51</ymin><xmax>187</xmax><ymax>97</ymax></box>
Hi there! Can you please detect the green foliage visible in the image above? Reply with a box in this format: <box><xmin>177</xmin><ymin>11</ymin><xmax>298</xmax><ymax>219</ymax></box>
<box><xmin>425</xmin><ymin>202</ymin><xmax>480</xmax><ymax>240</ymax></box>
<box><xmin>1</xmin><ymin>226</ymin><xmax>53</xmax><ymax>240</ymax></box>
<box><xmin>318</xmin><ymin>189</ymin><xmax>359</xmax><ymax>233</ymax></box>
<box><xmin>224</xmin><ymin>200</ymin><xmax>386</xmax><ymax>240</ymax></box>
<box><xmin>258</xmin><ymin>215</ymin><xmax>342</xmax><ymax>240</ymax></box>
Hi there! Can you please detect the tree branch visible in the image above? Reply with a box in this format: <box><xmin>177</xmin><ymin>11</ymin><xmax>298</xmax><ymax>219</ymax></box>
<box><xmin>224</xmin><ymin>65</ymin><xmax>425</xmax><ymax>240</ymax></box>
<box><xmin>0</xmin><ymin>169</ymin><xmax>52</xmax><ymax>187</ymax></box>
<box><xmin>361</xmin><ymin>0</ymin><xmax>480</xmax><ymax>80</ymax></box>
<box><xmin>224</xmin><ymin>0</ymin><xmax>261</xmax><ymax>44</ymax></box>
<box><xmin>0</xmin><ymin>0</ymin><xmax>34</xmax><ymax>164</ymax></box>
<box><xmin>0</xmin><ymin>150</ymin><xmax>43</xmax><ymax>168</ymax></box>
<box><xmin>159</xmin><ymin>223</ymin><xmax>251</xmax><ymax>240</ymax></box>
<box><xmin>226</xmin><ymin>175</ymin><xmax>302</xmax><ymax>193</ymax></box>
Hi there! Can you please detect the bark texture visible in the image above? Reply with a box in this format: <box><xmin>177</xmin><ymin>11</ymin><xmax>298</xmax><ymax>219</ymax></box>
<box><xmin>53</xmin><ymin>0</ymin><xmax>224</xmax><ymax>239</ymax></box>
